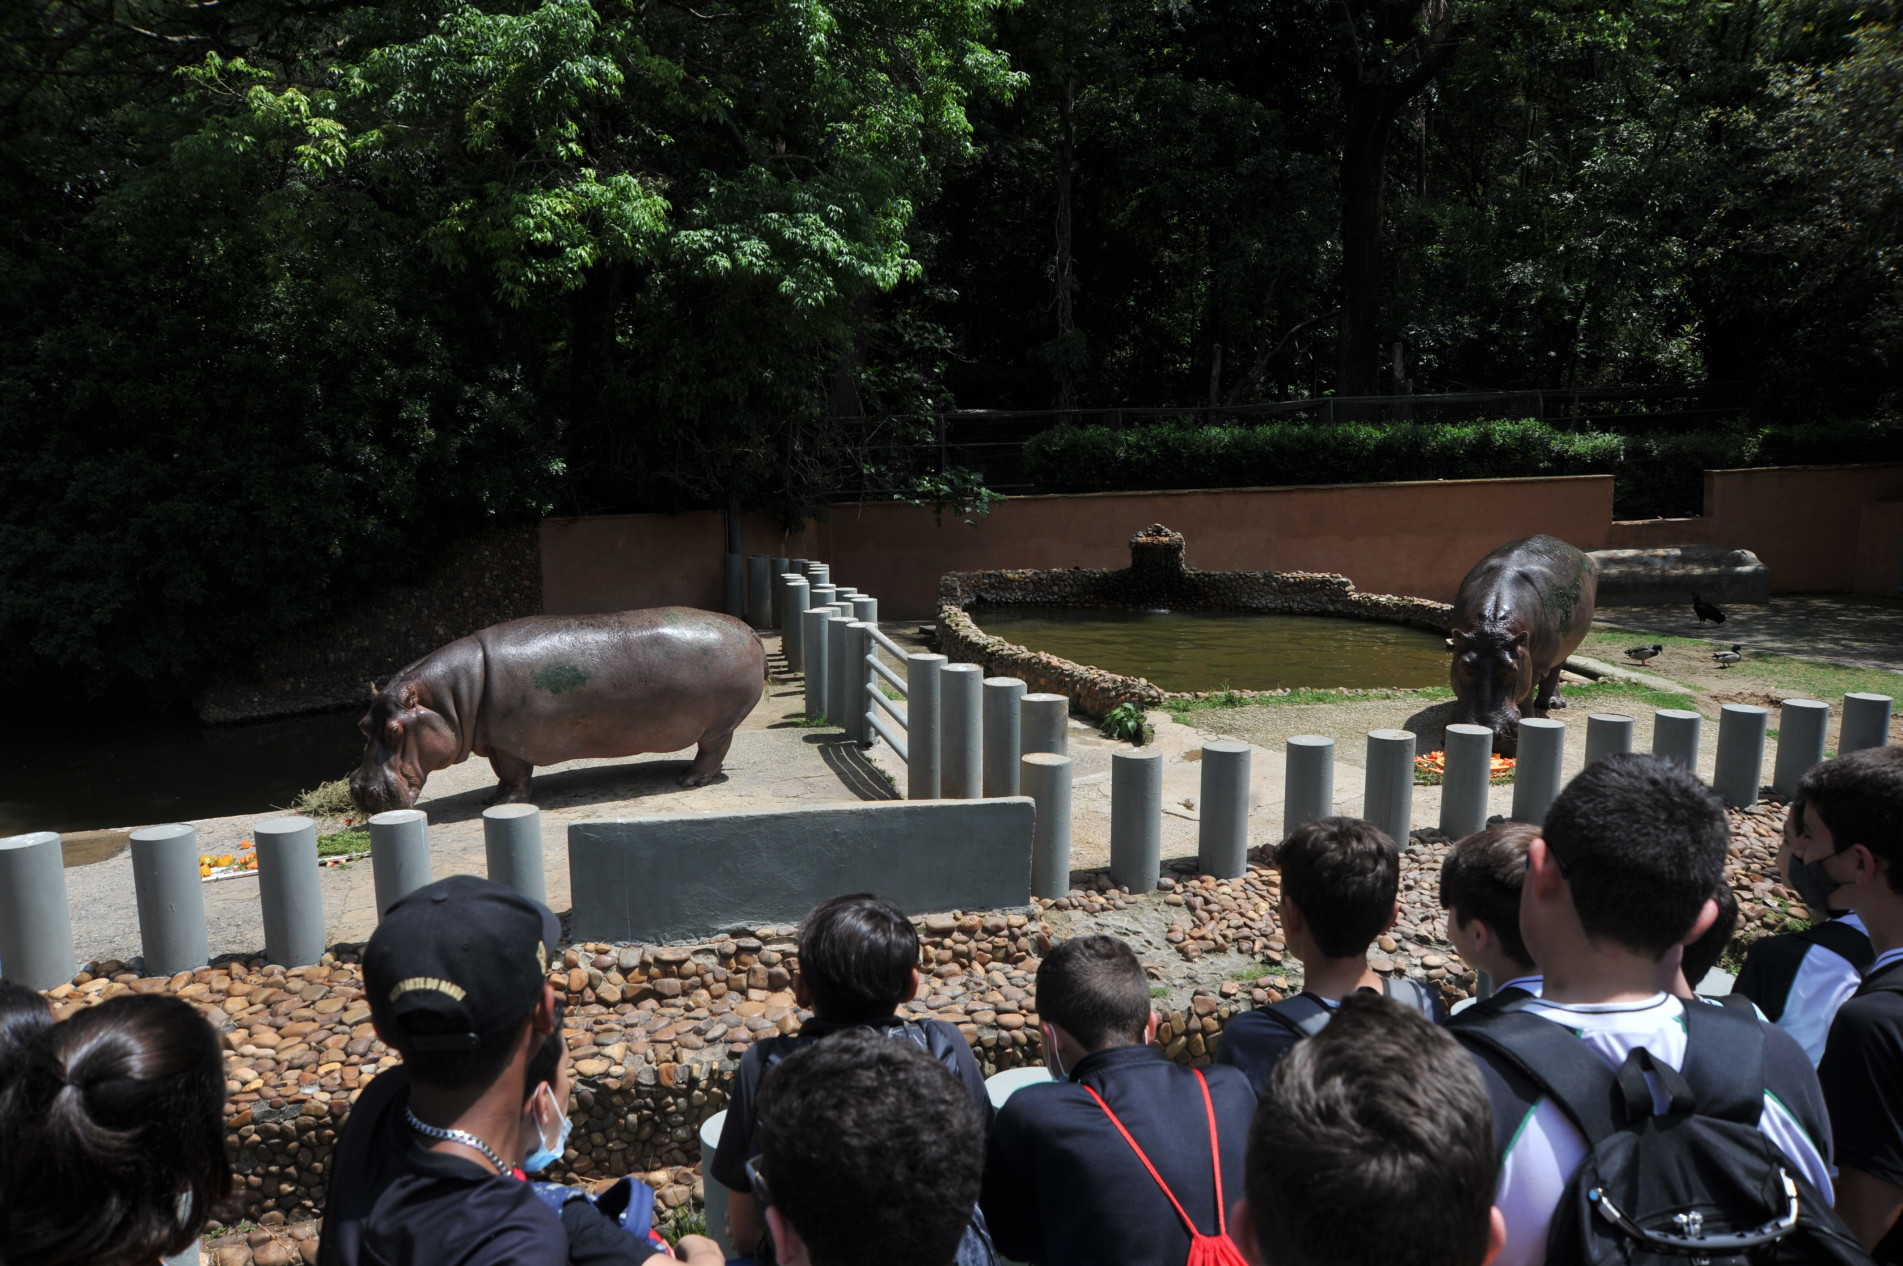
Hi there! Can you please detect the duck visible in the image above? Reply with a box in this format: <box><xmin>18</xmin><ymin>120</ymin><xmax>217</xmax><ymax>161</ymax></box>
<box><xmin>1624</xmin><ymin>643</ymin><xmax>1664</xmax><ymax>666</ymax></box>
<box><xmin>1712</xmin><ymin>644</ymin><xmax>1743</xmax><ymax>669</ymax></box>
<box><xmin>1692</xmin><ymin>593</ymin><xmax>1726</xmax><ymax>624</ymax></box>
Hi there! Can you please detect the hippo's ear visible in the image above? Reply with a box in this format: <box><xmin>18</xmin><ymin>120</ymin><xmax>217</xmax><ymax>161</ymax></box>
<box><xmin>397</xmin><ymin>684</ymin><xmax>422</xmax><ymax>712</ymax></box>
<box><xmin>1508</xmin><ymin>631</ymin><xmax>1530</xmax><ymax>650</ymax></box>
<box><xmin>356</xmin><ymin>711</ymin><xmax>376</xmax><ymax>740</ymax></box>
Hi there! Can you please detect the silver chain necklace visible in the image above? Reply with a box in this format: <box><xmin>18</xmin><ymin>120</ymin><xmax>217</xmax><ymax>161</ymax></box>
<box><xmin>406</xmin><ymin>1107</ymin><xmax>508</xmax><ymax>1174</ymax></box>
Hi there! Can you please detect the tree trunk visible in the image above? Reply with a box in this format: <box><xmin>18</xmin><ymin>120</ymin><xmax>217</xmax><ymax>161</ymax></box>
<box><xmin>1337</xmin><ymin>79</ymin><xmax>1390</xmax><ymax>399</ymax></box>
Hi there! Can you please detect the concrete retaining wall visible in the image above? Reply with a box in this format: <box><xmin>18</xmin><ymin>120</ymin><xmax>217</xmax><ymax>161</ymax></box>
<box><xmin>568</xmin><ymin>800</ymin><xmax>1037</xmax><ymax>944</ymax></box>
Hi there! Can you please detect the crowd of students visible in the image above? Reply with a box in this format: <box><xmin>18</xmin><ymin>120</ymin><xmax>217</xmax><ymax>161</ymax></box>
<box><xmin>0</xmin><ymin>744</ymin><xmax>1898</xmax><ymax>1266</ymax></box>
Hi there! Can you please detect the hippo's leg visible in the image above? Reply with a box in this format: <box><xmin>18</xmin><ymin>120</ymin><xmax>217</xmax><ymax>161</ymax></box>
<box><xmin>1535</xmin><ymin>664</ymin><xmax>1567</xmax><ymax>714</ymax></box>
<box><xmin>679</xmin><ymin>729</ymin><xmax>736</xmax><ymax>788</ymax></box>
<box><xmin>488</xmin><ymin>750</ymin><xmax>535</xmax><ymax>803</ymax></box>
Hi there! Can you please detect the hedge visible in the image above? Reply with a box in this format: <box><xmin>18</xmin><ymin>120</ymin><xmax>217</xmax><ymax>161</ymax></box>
<box><xmin>1020</xmin><ymin>417</ymin><xmax>1903</xmax><ymax>520</ymax></box>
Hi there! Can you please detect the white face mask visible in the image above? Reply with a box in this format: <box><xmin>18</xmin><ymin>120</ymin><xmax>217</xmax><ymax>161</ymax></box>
<box><xmin>522</xmin><ymin>1082</ymin><xmax>572</xmax><ymax>1173</ymax></box>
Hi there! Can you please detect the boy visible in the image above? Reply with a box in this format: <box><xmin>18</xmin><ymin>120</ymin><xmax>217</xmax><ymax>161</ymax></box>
<box><xmin>1232</xmin><ymin>994</ymin><xmax>1506</xmax><ymax>1266</ymax></box>
<box><xmin>1440</xmin><ymin>821</ymin><xmax>1542</xmax><ymax>1021</ymax></box>
<box><xmin>981</xmin><ymin>934</ymin><xmax>1256</xmax><ymax>1266</ymax></box>
<box><xmin>748</xmin><ymin>1029</ymin><xmax>987</xmax><ymax>1266</ymax></box>
<box><xmin>1805</xmin><ymin>747</ymin><xmax>1903</xmax><ymax>1260</ymax></box>
<box><xmin>711</xmin><ymin>893</ymin><xmax>990</xmax><ymax>1258</ymax></box>
<box><xmin>1455</xmin><ymin>755</ymin><xmax>1834</xmax><ymax>1266</ymax></box>
<box><xmin>1217</xmin><ymin>817</ymin><xmax>1444</xmax><ymax>1092</ymax></box>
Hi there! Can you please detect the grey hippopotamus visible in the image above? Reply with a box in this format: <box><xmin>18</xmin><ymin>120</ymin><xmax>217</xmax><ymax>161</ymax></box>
<box><xmin>349</xmin><ymin>608</ymin><xmax>766</xmax><ymax>813</ymax></box>
<box><xmin>1447</xmin><ymin>535</ymin><xmax>1598</xmax><ymax>755</ymax></box>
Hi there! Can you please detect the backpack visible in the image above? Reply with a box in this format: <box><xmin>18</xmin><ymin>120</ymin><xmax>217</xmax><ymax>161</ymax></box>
<box><xmin>1082</xmin><ymin>1070</ymin><xmax>1249</xmax><ymax>1266</ymax></box>
<box><xmin>1735</xmin><ymin>920</ymin><xmax>1875</xmax><ymax>1022</ymax></box>
<box><xmin>1457</xmin><ymin>996</ymin><xmax>1873</xmax><ymax>1266</ymax></box>
<box><xmin>1259</xmin><ymin>976</ymin><xmax>1439</xmax><ymax>1038</ymax></box>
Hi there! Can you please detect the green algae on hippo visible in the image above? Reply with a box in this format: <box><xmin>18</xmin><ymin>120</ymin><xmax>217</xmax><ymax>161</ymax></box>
<box><xmin>1447</xmin><ymin>535</ymin><xmax>1598</xmax><ymax>756</ymax></box>
<box><xmin>348</xmin><ymin>608</ymin><xmax>766</xmax><ymax>813</ymax></box>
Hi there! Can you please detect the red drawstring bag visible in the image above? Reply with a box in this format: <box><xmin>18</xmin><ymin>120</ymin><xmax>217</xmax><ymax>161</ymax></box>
<box><xmin>1082</xmin><ymin>1069</ymin><xmax>1250</xmax><ymax>1266</ymax></box>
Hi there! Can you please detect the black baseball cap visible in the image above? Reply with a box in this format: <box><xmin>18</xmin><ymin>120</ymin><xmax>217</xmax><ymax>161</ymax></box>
<box><xmin>364</xmin><ymin>875</ymin><xmax>561</xmax><ymax>1053</ymax></box>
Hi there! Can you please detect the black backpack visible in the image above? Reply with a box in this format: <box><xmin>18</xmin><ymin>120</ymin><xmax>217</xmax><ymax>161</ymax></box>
<box><xmin>1457</xmin><ymin>997</ymin><xmax>1872</xmax><ymax>1266</ymax></box>
<box><xmin>1258</xmin><ymin>976</ymin><xmax>1440</xmax><ymax>1037</ymax></box>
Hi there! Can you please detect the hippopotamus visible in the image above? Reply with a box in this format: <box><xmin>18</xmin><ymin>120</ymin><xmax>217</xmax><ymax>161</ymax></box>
<box><xmin>1447</xmin><ymin>535</ymin><xmax>1598</xmax><ymax>756</ymax></box>
<box><xmin>349</xmin><ymin>608</ymin><xmax>766</xmax><ymax>813</ymax></box>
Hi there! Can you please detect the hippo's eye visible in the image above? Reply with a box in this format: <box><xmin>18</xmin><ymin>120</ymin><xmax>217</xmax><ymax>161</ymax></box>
<box><xmin>384</xmin><ymin>720</ymin><xmax>403</xmax><ymax>742</ymax></box>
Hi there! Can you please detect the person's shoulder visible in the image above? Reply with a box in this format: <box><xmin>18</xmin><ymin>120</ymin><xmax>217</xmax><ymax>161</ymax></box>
<box><xmin>1196</xmin><ymin>1061</ymin><xmax>1258</xmax><ymax>1102</ymax></box>
<box><xmin>368</xmin><ymin>1171</ymin><xmax>567</xmax><ymax>1266</ymax></box>
<box><xmin>1833</xmin><ymin>985</ymin><xmax>1903</xmax><ymax>1039</ymax></box>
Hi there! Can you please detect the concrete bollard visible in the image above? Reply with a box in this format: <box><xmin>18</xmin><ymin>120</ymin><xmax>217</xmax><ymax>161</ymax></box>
<box><xmin>790</xmin><ymin>557</ymin><xmax>809</xmax><ymax>578</ymax></box>
<box><xmin>1283</xmin><ymin>735</ymin><xmax>1335</xmax><ymax>843</ymax></box>
<box><xmin>1714</xmin><ymin>704</ymin><xmax>1769</xmax><ymax>808</ymax></box>
<box><xmin>827</xmin><ymin>613</ymin><xmax>854</xmax><ymax>730</ymax></box>
<box><xmin>1773</xmin><ymin>699</ymin><xmax>1831</xmax><ymax>796</ymax></box>
<box><xmin>369</xmin><ymin>809</ymin><xmax>432</xmax><ymax>917</ymax></box>
<box><xmin>1110</xmin><ymin>748</ymin><xmax>1164</xmax><ymax>892</ymax></box>
<box><xmin>723</xmin><ymin>553</ymin><xmax>745</xmax><ymax>619</ymax></box>
<box><xmin>771</xmin><ymin>557</ymin><xmax>789</xmax><ymax>624</ymax></box>
<box><xmin>1198</xmin><ymin>740</ymin><xmax>1252</xmax><ymax>879</ymax></box>
<box><xmin>484</xmin><ymin>804</ymin><xmax>547</xmax><ymax>905</ymax></box>
<box><xmin>782</xmin><ymin>575</ymin><xmax>810</xmax><ymax>672</ymax></box>
<box><xmin>983</xmin><ymin>678</ymin><xmax>1028</xmax><ymax>797</ymax></box>
<box><xmin>1024</xmin><ymin>753</ymin><xmax>1073</xmax><ymax>899</ymax></box>
<box><xmin>852</xmin><ymin>596</ymin><xmax>878</xmax><ymax>626</ymax></box>
<box><xmin>940</xmin><ymin>664</ymin><xmax>984</xmax><ymax>798</ymax></box>
<box><xmin>908</xmin><ymin>654</ymin><xmax>946</xmax><ymax>799</ymax></box>
<box><xmin>1022</xmin><ymin>693</ymin><xmax>1070</xmax><ymax>756</ymax></box>
<box><xmin>1364</xmin><ymin>730</ymin><xmax>1415</xmax><ymax>850</ymax></box>
<box><xmin>808</xmin><ymin>583</ymin><xmax>837</xmax><ymax>612</ymax></box>
<box><xmin>806</xmin><ymin>561</ymin><xmax>829</xmax><ymax>584</ymax></box>
<box><xmin>129</xmin><ymin>824</ymin><xmax>209</xmax><ymax>977</ymax></box>
<box><xmin>255</xmin><ymin>816</ymin><xmax>325</xmax><ymax>968</ymax></box>
<box><xmin>845</xmin><ymin>622</ymin><xmax>871</xmax><ymax>745</ymax></box>
<box><xmin>1510</xmin><ymin>718</ymin><xmax>1566</xmax><ymax>827</ymax></box>
<box><xmin>1652</xmin><ymin>709</ymin><xmax>1703</xmax><ymax>772</ymax></box>
<box><xmin>1439</xmin><ymin>724</ymin><xmax>1494</xmax><ymax>841</ymax></box>
<box><xmin>0</xmin><ymin>831</ymin><xmax>76</xmax><ymax>990</ymax></box>
<box><xmin>1584</xmin><ymin>713</ymin><xmax>1635</xmax><ymax>767</ymax></box>
<box><xmin>1842</xmin><ymin>692</ymin><xmax>1894</xmax><ymax>753</ymax></box>
<box><xmin>746</xmin><ymin>555</ymin><xmax>772</xmax><ymax>629</ymax></box>
<box><xmin>802</xmin><ymin>606</ymin><xmax>831</xmax><ymax>719</ymax></box>
<box><xmin>834</xmin><ymin>587</ymin><xmax>860</xmax><ymax>605</ymax></box>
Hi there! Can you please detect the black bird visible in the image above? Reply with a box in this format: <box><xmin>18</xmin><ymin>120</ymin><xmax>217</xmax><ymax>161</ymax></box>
<box><xmin>1691</xmin><ymin>593</ymin><xmax>1726</xmax><ymax>624</ymax></box>
<box><xmin>1712</xmin><ymin>644</ymin><xmax>1743</xmax><ymax>669</ymax></box>
<box><xmin>1624</xmin><ymin>643</ymin><xmax>1663</xmax><ymax>666</ymax></box>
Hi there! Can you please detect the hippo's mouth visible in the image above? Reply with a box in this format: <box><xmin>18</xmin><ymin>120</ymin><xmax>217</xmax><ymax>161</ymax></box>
<box><xmin>349</xmin><ymin>764</ymin><xmax>422</xmax><ymax>815</ymax></box>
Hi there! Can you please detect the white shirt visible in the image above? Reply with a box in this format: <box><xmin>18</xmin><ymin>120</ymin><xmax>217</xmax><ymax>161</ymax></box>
<box><xmin>1499</xmin><ymin>975</ymin><xmax>1544</xmax><ymax>997</ymax></box>
<box><xmin>1493</xmin><ymin>993</ymin><xmax>1834</xmax><ymax>1266</ymax></box>
<box><xmin>1781</xmin><ymin>913</ymin><xmax>1870</xmax><ymax>1065</ymax></box>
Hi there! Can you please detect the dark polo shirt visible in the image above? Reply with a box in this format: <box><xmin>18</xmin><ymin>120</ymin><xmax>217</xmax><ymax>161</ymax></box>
<box><xmin>980</xmin><ymin>1044</ymin><xmax>1256</xmax><ymax>1266</ymax></box>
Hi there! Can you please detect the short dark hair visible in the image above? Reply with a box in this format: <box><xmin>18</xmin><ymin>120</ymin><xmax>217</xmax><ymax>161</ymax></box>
<box><xmin>1542</xmin><ymin>754</ymin><xmax>1728</xmax><ymax>956</ymax></box>
<box><xmin>797</xmin><ymin>894</ymin><xmax>921</xmax><ymax>1022</ymax></box>
<box><xmin>1246</xmin><ymin>993</ymin><xmax>1496</xmax><ymax>1266</ymax></box>
<box><xmin>1682</xmin><ymin>882</ymin><xmax>1739</xmax><ymax>989</ymax></box>
<box><xmin>1035</xmin><ymin>934</ymin><xmax>1152</xmax><ymax>1050</ymax></box>
<box><xmin>1439</xmin><ymin>822</ymin><xmax>1537</xmax><ymax>970</ymax></box>
<box><xmin>1278</xmin><ymin>817</ymin><xmax>1399</xmax><ymax>959</ymax></box>
<box><xmin>1799</xmin><ymin>747</ymin><xmax>1903</xmax><ymax>894</ymax></box>
<box><xmin>756</xmin><ymin>1028</ymin><xmax>984</xmax><ymax>1266</ymax></box>
<box><xmin>0</xmin><ymin>995</ymin><xmax>232</xmax><ymax>1265</ymax></box>
<box><xmin>524</xmin><ymin>1000</ymin><xmax>567</xmax><ymax>1097</ymax></box>
<box><xmin>401</xmin><ymin>1009</ymin><xmax>534</xmax><ymax>1090</ymax></box>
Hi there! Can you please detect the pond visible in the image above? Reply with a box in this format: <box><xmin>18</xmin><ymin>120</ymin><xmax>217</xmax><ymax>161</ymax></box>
<box><xmin>0</xmin><ymin>708</ymin><xmax>366</xmax><ymax>837</ymax></box>
<box><xmin>968</xmin><ymin>606</ymin><xmax>1450</xmax><ymax>694</ymax></box>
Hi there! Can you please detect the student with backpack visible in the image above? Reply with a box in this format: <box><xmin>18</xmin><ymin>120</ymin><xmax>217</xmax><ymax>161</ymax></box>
<box><xmin>1231</xmin><ymin>993</ymin><xmax>1506</xmax><ymax>1266</ymax></box>
<box><xmin>1737</xmin><ymin>793</ymin><xmax>1875</xmax><ymax>1064</ymax></box>
<box><xmin>981</xmin><ymin>934</ymin><xmax>1257</xmax><ymax>1266</ymax></box>
<box><xmin>1216</xmin><ymin>817</ymin><xmax>1445</xmax><ymax>1093</ymax></box>
<box><xmin>1803</xmin><ymin>748</ymin><xmax>1903</xmax><ymax>1260</ymax></box>
<box><xmin>1453</xmin><ymin>755</ymin><xmax>1855</xmax><ymax>1266</ymax></box>
<box><xmin>710</xmin><ymin>893</ymin><xmax>992</xmax><ymax>1261</ymax></box>
<box><xmin>1440</xmin><ymin>821</ymin><xmax>1542</xmax><ymax>1022</ymax></box>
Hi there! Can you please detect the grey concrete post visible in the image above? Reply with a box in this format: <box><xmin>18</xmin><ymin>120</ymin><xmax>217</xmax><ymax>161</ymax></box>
<box><xmin>826</xmin><ymin>613</ymin><xmax>854</xmax><ymax>727</ymax></box>
<box><xmin>1714</xmin><ymin>704</ymin><xmax>1769</xmax><ymax>807</ymax></box>
<box><xmin>0</xmin><ymin>832</ymin><xmax>76</xmax><ymax>990</ymax></box>
<box><xmin>1652</xmin><ymin>709</ymin><xmax>1703</xmax><ymax>771</ymax></box>
<box><xmin>1022</xmin><ymin>693</ymin><xmax>1070</xmax><ymax>756</ymax></box>
<box><xmin>770</xmin><ymin>557</ymin><xmax>789</xmax><ymax>624</ymax></box>
<box><xmin>782</xmin><ymin>576</ymin><xmax>810</xmax><ymax>672</ymax></box>
<box><xmin>1024</xmin><ymin>753</ymin><xmax>1073</xmax><ymax>898</ymax></box>
<box><xmin>790</xmin><ymin>557</ymin><xmax>809</xmax><ymax>577</ymax></box>
<box><xmin>484</xmin><ymin>804</ymin><xmax>547</xmax><ymax>905</ymax></box>
<box><xmin>129</xmin><ymin>824</ymin><xmax>208</xmax><ymax>977</ymax></box>
<box><xmin>940</xmin><ymin>664</ymin><xmax>984</xmax><ymax>797</ymax></box>
<box><xmin>1110</xmin><ymin>748</ymin><xmax>1164</xmax><ymax>891</ymax></box>
<box><xmin>802</xmin><ymin>607</ymin><xmax>830</xmax><ymax>719</ymax></box>
<box><xmin>1773</xmin><ymin>699</ymin><xmax>1831</xmax><ymax>796</ymax></box>
<box><xmin>834</xmin><ymin>587</ymin><xmax>859</xmax><ymax>605</ymax></box>
<box><xmin>852</xmin><ymin>596</ymin><xmax>878</xmax><ymax>626</ymax></box>
<box><xmin>1584</xmin><ymin>713</ymin><xmax>1635</xmax><ymax>767</ymax></box>
<box><xmin>1364</xmin><ymin>730</ymin><xmax>1415</xmax><ymax>850</ymax></box>
<box><xmin>723</xmin><ymin>553</ymin><xmax>745</xmax><ymax>618</ymax></box>
<box><xmin>1843</xmin><ymin>692</ymin><xmax>1894</xmax><ymax>753</ymax></box>
<box><xmin>255</xmin><ymin>816</ymin><xmax>325</xmax><ymax>968</ymax></box>
<box><xmin>983</xmin><ymin>677</ymin><xmax>1027</xmax><ymax>797</ymax></box>
<box><xmin>1198</xmin><ymin>740</ymin><xmax>1252</xmax><ymax>879</ymax></box>
<box><xmin>1439</xmin><ymin>724</ymin><xmax>1494</xmax><ymax>840</ymax></box>
<box><xmin>370</xmin><ymin>809</ymin><xmax>432</xmax><ymax>917</ymax></box>
<box><xmin>908</xmin><ymin>654</ymin><xmax>945</xmax><ymax>799</ymax></box>
<box><xmin>1510</xmin><ymin>718</ymin><xmax>1567</xmax><ymax>827</ymax></box>
<box><xmin>807</xmin><ymin>562</ymin><xmax>830</xmax><ymax>587</ymax></box>
<box><xmin>1283</xmin><ymin>735</ymin><xmax>1335</xmax><ymax>843</ymax></box>
<box><xmin>846</xmin><ymin>622</ymin><xmax>871</xmax><ymax>745</ymax></box>
<box><xmin>746</xmin><ymin>555</ymin><xmax>772</xmax><ymax>629</ymax></box>
<box><xmin>808</xmin><ymin>584</ymin><xmax>837</xmax><ymax>618</ymax></box>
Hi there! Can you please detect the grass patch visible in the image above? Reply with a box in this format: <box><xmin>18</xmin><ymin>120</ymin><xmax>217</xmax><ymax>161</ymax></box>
<box><xmin>1558</xmin><ymin>679</ymin><xmax>1700</xmax><ymax>713</ymax></box>
<box><xmin>1167</xmin><ymin>686</ymin><xmax>1452</xmax><ymax>719</ymax></box>
<box><xmin>291</xmin><ymin>777</ymin><xmax>355</xmax><ymax>818</ymax></box>
<box><xmin>1100</xmin><ymin>702</ymin><xmax>1154</xmax><ymax>745</ymax></box>
<box><xmin>662</xmin><ymin>1211</ymin><xmax>708</xmax><ymax>1246</ymax></box>
<box><xmin>1151</xmin><ymin>985</ymin><xmax>1171</xmax><ymax>998</ymax></box>
<box><xmin>1230</xmin><ymin>964</ymin><xmax>1271</xmax><ymax>982</ymax></box>
<box><xmin>1581</xmin><ymin>628</ymin><xmax>1903</xmax><ymax>699</ymax></box>
<box><xmin>782</xmin><ymin>710</ymin><xmax>833</xmax><ymax>728</ymax></box>
<box><xmin>317</xmin><ymin>828</ymin><xmax>370</xmax><ymax>857</ymax></box>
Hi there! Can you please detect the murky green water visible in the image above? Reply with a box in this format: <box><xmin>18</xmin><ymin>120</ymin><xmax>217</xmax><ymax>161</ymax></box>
<box><xmin>968</xmin><ymin>606</ymin><xmax>1449</xmax><ymax>693</ymax></box>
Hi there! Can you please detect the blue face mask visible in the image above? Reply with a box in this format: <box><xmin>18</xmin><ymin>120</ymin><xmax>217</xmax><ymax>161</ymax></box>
<box><xmin>523</xmin><ymin>1083</ymin><xmax>572</xmax><ymax>1174</ymax></box>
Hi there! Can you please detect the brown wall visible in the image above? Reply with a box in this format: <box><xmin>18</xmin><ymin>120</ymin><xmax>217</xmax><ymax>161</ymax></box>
<box><xmin>1856</xmin><ymin>502</ymin><xmax>1903</xmax><ymax>597</ymax></box>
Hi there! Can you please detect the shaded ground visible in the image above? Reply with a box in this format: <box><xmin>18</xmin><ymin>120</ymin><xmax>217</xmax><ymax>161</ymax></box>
<box><xmin>1595</xmin><ymin>594</ymin><xmax>1903</xmax><ymax>671</ymax></box>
